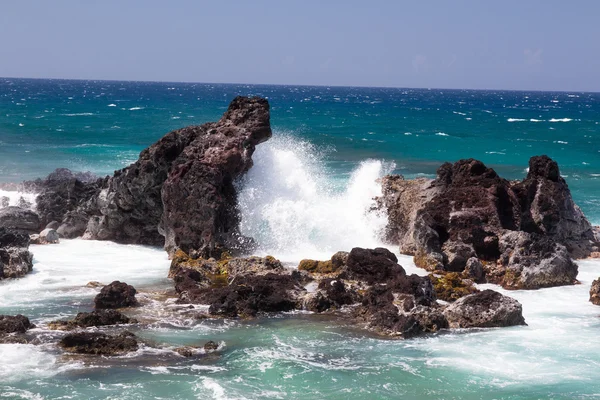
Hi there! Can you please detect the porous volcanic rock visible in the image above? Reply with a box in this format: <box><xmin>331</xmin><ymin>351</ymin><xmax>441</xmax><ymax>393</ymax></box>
<box><xmin>0</xmin><ymin>315</ymin><xmax>34</xmax><ymax>334</ymax></box>
<box><xmin>377</xmin><ymin>156</ymin><xmax>597</xmax><ymax>289</ymax></box>
<box><xmin>94</xmin><ymin>281</ymin><xmax>138</xmax><ymax>309</ymax></box>
<box><xmin>443</xmin><ymin>289</ymin><xmax>526</xmax><ymax>328</ymax></box>
<box><xmin>0</xmin><ymin>206</ymin><xmax>40</xmax><ymax>234</ymax></box>
<box><xmin>0</xmin><ymin>227</ymin><xmax>34</xmax><ymax>279</ymax></box>
<box><xmin>59</xmin><ymin>331</ymin><xmax>138</xmax><ymax>355</ymax></box>
<box><xmin>49</xmin><ymin>310</ymin><xmax>137</xmax><ymax>330</ymax></box>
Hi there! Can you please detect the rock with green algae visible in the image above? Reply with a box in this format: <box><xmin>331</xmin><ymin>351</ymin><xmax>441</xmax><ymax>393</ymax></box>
<box><xmin>428</xmin><ymin>272</ymin><xmax>479</xmax><ymax>302</ymax></box>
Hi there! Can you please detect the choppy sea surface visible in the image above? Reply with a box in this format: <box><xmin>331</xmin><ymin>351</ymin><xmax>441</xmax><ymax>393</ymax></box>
<box><xmin>1</xmin><ymin>78</ymin><xmax>600</xmax><ymax>399</ymax></box>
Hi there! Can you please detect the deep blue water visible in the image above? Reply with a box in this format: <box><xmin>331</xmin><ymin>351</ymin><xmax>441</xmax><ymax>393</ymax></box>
<box><xmin>1</xmin><ymin>78</ymin><xmax>599</xmax><ymax>223</ymax></box>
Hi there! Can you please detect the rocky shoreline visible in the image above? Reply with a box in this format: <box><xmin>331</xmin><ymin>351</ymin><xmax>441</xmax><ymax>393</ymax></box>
<box><xmin>1</xmin><ymin>95</ymin><xmax>599</xmax><ymax>356</ymax></box>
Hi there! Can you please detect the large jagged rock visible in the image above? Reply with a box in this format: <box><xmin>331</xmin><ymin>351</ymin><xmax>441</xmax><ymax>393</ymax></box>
<box><xmin>159</xmin><ymin>96</ymin><xmax>271</xmax><ymax>258</ymax></box>
<box><xmin>0</xmin><ymin>207</ymin><xmax>40</xmax><ymax>234</ymax></box>
<box><xmin>28</xmin><ymin>168</ymin><xmax>103</xmax><ymax>236</ymax></box>
<box><xmin>94</xmin><ymin>281</ymin><xmax>138</xmax><ymax>309</ymax></box>
<box><xmin>512</xmin><ymin>155</ymin><xmax>596</xmax><ymax>258</ymax></box>
<box><xmin>0</xmin><ymin>227</ymin><xmax>34</xmax><ymax>279</ymax></box>
<box><xmin>377</xmin><ymin>156</ymin><xmax>597</xmax><ymax>289</ymax></box>
<box><xmin>443</xmin><ymin>289</ymin><xmax>526</xmax><ymax>328</ymax></box>
<box><xmin>72</xmin><ymin>96</ymin><xmax>270</xmax><ymax>257</ymax></box>
<box><xmin>18</xmin><ymin>97</ymin><xmax>271</xmax><ymax>255</ymax></box>
<box><xmin>59</xmin><ymin>331</ymin><xmax>138</xmax><ymax>355</ymax></box>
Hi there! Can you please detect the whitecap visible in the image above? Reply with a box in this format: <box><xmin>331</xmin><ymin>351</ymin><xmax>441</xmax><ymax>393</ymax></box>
<box><xmin>18</xmin><ymin>123</ymin><xmax>24</xmax><ymax>127</ymax></box>
<box><xmin>530</xmin><ymin>119</ymin><xmax>544</xmax><ymax>122</ymax></box>
<box><xmin>549</xmin><ymin>118</ymin><xmax>572</xmax><ymax>122</ymax></box>
<box><xmin>507</xmin><ymin>118</ymin><xmax>527</xmax><ymax>122</ymax></box>
<box><xmin>129</xmin><ymin>107</ymin><xmax>144</xmax><ymax>111</ymax></box>
<box><xmin>435</xmin><ymin>132</ymin><xmax>449</xmax><ymax>136</ymax></box>
<box><xmin>107</xmin><ymin>103</ymin><xmax>117</xmax><ymax>107</ymax></box>
<box><xmin>465</xmin><ymin>117</ymin><xmax>472</xmax><ymax>121</ymax></box>
<box><xmin>61</xmin><ymin>113</ymin><xmax>94</xmax><ymax>117</ymax></box>
<box><xmin>553</xmin><ymin>141</ymin><xmax>569</xmax><ymax>144</ymax></box>
<box><xmin>404</xmin><ymin>132</ymin><xmax>412</xmax><ymax>135</ymax></box>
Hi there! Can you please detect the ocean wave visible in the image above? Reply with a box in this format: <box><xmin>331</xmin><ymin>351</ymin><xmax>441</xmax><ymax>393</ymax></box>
<box><xmin>549</xmin><ymin>118</ymin><xmax>572</xmax><ymax>122</ymax></box>
<box><xmin>435</xmin><ymin>132</ymin><xmax>449</xmax><ymax>136</ymax></box>
<box><xmin>107</xmin><ymin>103</ymin><xmax>117</xmax><ymax>107</ymax></box>
<box><xmin>507</xmin><ymin>118</ymin><xmax>527</xmax><ymax>122</ymax></box>
<box><xmin>236</xmin><ymin>134</ymin><xmax>393</xmax><ymax>263</ymax></box>
<box><xmin>129</xmin><ymin>107</ymin><xmax>144</xmax><ymax>111</ymax></box>
<box><xmin>61</xmin><ymin>113</ymin><xmax>95</xmax><ymax>116</ymax></box>
<box><xmin>530</xmin><ymin>119</ymin><xmax>543</xmax><ymax>122</ymax></box>
<box><xmin>553</xmin><ymin>140</ymin><xmax>569</xmax><ymax>144</ymax></box>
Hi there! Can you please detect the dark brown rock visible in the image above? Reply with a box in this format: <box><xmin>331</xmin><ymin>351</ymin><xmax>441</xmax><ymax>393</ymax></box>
<box><xmin>94</xmin><ymin>281</ymin><xmax>138</xmax><ymax>309</ymax></box>
<box><xmin>377</xmin><ymin>156</ymin><xmax>596</xmax><ymax>290</ymax></box>
<box><xmin>0</xmin><ymin>207</ymin><xmax>40</xmax><ymax>234</ymax></box>
<box><xmin>0</xmin><ymin>227</ymin><xmax>33</xmax><ymax>279</ymax></box>
<box><xmin>342</xmin><ymin>247</ymin><xmax>405</xmax><ymax>284</ymax></box>
<box><xmin>49</xmin><ymin>310</ymin><xmax>137</xmax><ymax>330</ymax></box>
<box><xmin>443</xmin><ymin>289</ymin><xmax>526</xmax><ymax>328</ymax></box>
<box><xmin>0</xmin><ymin>315</ymin><xmax>34</xmax><ymax>334</ymax></box>
<box><xmin>59</xmin><ymin>331</ymin><xmax>138</xmax><ymax>355</ymax></box>
<box><xmin>590</xmin><ymin>279</ymin><xmax>600</xmax><ymax>305</ymax></box>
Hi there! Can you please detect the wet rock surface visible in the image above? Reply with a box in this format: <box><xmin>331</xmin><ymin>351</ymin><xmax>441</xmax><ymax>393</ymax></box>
<box><xmin>377</xmin><ymin>156</ymin><xmax>598</xmax><ymax>289</ymax></box>
<box><xmin>0</xmin><ymin>227</ymin><xmax>34</xmax><ymax>279</ymax></box>
<box><xmin>0</xmin><ymin>206</ymin><xmax>40</xmax><ymax>234</ymax></box>
<box><xmin>170</xmin><ymin>247</ymin><xmax>525</xmax><ymax>338</ymax></box>
<box><xmin>443</xmin><ymin>289</ymin><xmax>527</xmax><ymax>328</ymax></box>
<box><xmin>0</xmin><ymin>314</ymin><xmax>35</xmax><ymax>334</ymax></box>
<box><xmin>94</xmin><ymin>281</ymin><xmax>138</xmax><ymax>309</ymax></box>
<box><xmin>590</xmin><ymin>279</ymin><xmax>600</xmax><ymax>305</ymax></box>
<box><xmin>59</xmin><ymin>331</ymin><xmax>138</xmax><ymax>355</ymax></box>
<box><xmin>49</xmin><ymin>310</ymin><xmax>137</xmax><ymax>330</ymax></box>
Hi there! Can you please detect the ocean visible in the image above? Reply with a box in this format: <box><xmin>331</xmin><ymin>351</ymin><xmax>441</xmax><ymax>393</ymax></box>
<box><xmin>1</xmin><ymin>78</ymin><xmax>599</xmax><ymax>399</ymax></box>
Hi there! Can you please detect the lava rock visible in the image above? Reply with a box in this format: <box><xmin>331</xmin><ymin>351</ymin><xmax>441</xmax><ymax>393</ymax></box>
<box><xmin>49</xmin><ymin>310</ymin><xmax>137</xmax><ymax>330</ymax></box>
<box><xmin>443</xmin><ymin>289</ymin><xmax>526</xmax><ymax>328</ymax></box>
<box><xmin>0</xmin><ymin>315</ymin><xmax>34</xmax><ymax>334</ymax></box>
<box><xmin>590</xmin><ymin>278</ymin><xmax>600</xmax><ymax>305</ymax></box>
<box><xmin>342</xmin><ymin>247</ymin><xmax>405</xmax><ymax>284</ymax></box>
<box><xmin>0</xmin><ymin>227</ymin><xmax>33</xmax><ymax>279</ymax></box>
<box><xmin>376</xmin><ymin>156</ymin><xmax>597</xmax><ymax>289</ymax></box>
<box><xmin>94</xmin><ymin>281</ymin><xmax>138</xmax><ymax>309</ymax></box>
<box><xmin>0</xmin><ymin>206</ymin><xmax>40</xmax><ymax>234</ymax></box>
<box><xmin>59</xmin><ymin>331</ymin><xmax>138</xmax><ymax>355</ymax></box>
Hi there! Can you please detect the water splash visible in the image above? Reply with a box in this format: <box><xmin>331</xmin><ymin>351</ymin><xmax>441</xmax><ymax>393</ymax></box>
<box><xmin>237</xmin><ymin>134</ymin><xmax>394</xmax><ymax>263</ymax></box>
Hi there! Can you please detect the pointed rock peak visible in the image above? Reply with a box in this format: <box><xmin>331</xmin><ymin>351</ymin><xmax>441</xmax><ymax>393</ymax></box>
<box><xmin>527</xmin><ymin>155</ymin><xmax>560</xmax><ymax>182</ymax></box>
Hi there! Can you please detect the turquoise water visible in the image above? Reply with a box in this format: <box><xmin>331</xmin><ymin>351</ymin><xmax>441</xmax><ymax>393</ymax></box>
<box><xmin>1</xmin><ymin>78</ymin><xmax>599</xmax><ymax>222</ymax></box>
<box><xmin>1</xmin><ymin>79</ymin><xmax>600</xmax><ymax>399</ymax></box>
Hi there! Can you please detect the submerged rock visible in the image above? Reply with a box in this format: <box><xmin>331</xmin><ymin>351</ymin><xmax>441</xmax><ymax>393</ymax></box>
<box><xmin>443</xmin><ymin>289</ymin><xmax>526</xmax><ymax>328</ymax></box>
<box><xmin>376</xmin><ymin>156</ymin><xmax>597</xmax><ymax>289</ymax></box>
<box><xmin>59</xmin><ymin>331</ymin><xmax>138</xmax><ymax>355</ymax></box>
<box><xmin>49</xmin><ymin>310</ymin><xmax>137</xmax><ymax>330</ymax></box>
<box><xmin>0</xmin><ymin>227</ymin><xmax>34</xmax><ymax>279</ymax></box>
<box><xmin>94</xmin><ymin>281</ymin><xmax>138</xmax><ymax>309</ymax></box>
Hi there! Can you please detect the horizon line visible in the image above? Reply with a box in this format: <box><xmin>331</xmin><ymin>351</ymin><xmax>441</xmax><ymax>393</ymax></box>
<box><xmin>1</xmin><ymin>75</ymin><xmax>597</xmax><ymax>95</ymax></box>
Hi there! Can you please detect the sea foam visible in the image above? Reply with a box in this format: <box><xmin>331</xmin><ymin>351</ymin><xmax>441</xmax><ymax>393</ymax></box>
<box><xmin>237</xmin><ymin>134</ymin><xmax>393</xmax><ymax>263</ymax></box>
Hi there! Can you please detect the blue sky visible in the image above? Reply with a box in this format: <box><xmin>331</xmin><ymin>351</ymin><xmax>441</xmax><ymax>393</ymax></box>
<box><xmin>1</xmin><ymin>0</ymin><xmax>599</xmax><ymax>91</ymax></box>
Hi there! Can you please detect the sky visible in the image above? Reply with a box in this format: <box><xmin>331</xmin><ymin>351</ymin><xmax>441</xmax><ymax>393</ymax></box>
<box><xmin>1</xmin><ymin>0</ymin><xmax>599</xmax><ymax>91</ymax></box>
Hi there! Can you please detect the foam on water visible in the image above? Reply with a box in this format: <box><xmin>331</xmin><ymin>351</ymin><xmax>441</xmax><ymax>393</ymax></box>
<box><xmin>237</xmin><ymin>134</ymin><xmax>394</xmax><ymax>263</ymax></box>
<box><xmin>0</xmin><ymin>190</ymin><xmax>37</xmax><ymax>208</ymax></box>
<box><xmin>0</xmin><ymin>239</ymin><xmax>169</xmax><ymax>312</ymax></box>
